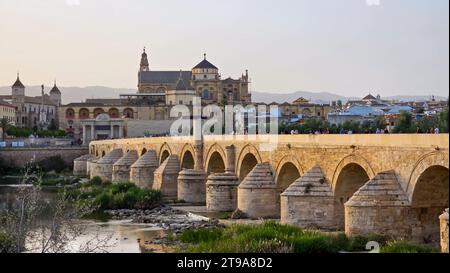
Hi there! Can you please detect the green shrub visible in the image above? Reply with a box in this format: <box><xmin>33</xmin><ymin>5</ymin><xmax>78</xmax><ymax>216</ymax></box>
<box><xmin>95</xmin><ymin>191</ymin><xmax>113</xmax><ymax>209</ymax></box>
<box><xmin>0</xmin><ymin>231</ymin><xmax>16</xmax><ymax>253</ymax></box>
<box><xmin>35</xmin><ymin>155</ymin><xmax>70</xmax><ymax>173</ymax></box>
<box><xmin>380</xmin><ymin>241</ymin><xmax>438</xmax><ymax>253</ymax></box>
<box><xmin>87</xmin><ymin>176</ymin><xmax>103</xmax><ymax>187</ymax></box>
<box><xmin>178</xmin><ymin>228</ymin><xmax>224</xmax><ymax>244</ymax></box>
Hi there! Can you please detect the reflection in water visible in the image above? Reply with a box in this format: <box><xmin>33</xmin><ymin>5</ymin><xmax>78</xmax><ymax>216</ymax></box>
<box><xmin>1</xmin><ymin>184</ymin><xmax>171</xmax><ymax>253</ymax></box>
<box><xmin>68</xmin><ymin>220</ymin><xmax>171</xmax><ymax>253</ymax></box>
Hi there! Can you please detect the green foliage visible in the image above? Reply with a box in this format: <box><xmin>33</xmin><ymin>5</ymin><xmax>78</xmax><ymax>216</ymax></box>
<box><xmin>35</xmin><ymin>155</ymin><xmax>71</xmax><ymax>173</ymax></box>
<box><xmin>392</xmin><ymin>112</ymin><xmax>415</xmax><ymax>133</ymax></box>
<box><xmin>0</xmin><ymin>157</ymin><xmax>21</xmax><ymax>175</ymax></box>
<box><xmin>437</xmin><ymin>107</ymin><xmax>449</xmax><ymax>133</ymax></box>
<box><xmin>68</xmin><ymin>181</ymin><xmax>162</xmax><ymax>211</ymax></box>
<box><xmin>176</xmin><ymin>222</ymin><xmax>435</xmax><ymax>254</ymax></box>
<box><xmin>380</xmin><ymin>241</ymin><xmax>438</xmax><ymax>253</ymax></box>
<box><xmin>0</xmin><ymin>231</ymin><xmax>17</xmax><ymax>253</ymax></box>
<box><xmin>5</xmin><ymin>126</ymin><xmax>32</xmax><ymax>138</ymax></box>
<box><xmin>37</xmin><ymin>176</ymin><xmax>80</xmax><ymax>187</ymax></box>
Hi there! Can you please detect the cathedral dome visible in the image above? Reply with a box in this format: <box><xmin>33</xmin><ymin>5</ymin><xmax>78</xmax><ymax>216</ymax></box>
<box><xmin>12</xmin><ymin>74</ymin><xmax>25</xmax><ymax>88</ymax></box>
<box><xmin>50</xmin><ymin>82</ymin><xmax>61</xmax><ymax>94</ymax></box>
<box><xmin>193</xmin><ymin>54</ymin><xmax>218</xmax><ymax>70</ymax></box>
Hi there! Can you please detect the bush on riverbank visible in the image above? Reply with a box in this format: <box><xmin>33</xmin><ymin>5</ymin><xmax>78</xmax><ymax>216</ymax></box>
<box><xmin>0</xmin><ymin>157</ymin><xmax>21</xmax><ymax>175</ymax></box>
<box><xmin>176</xmin><ymin>222</ymin><xmax>437</xmax><ymax>253</ymax></box>
<box><xmin>67</xmin><ymin>178</ymin><xmax>162</xmax><ymax>211</ymax></box>
<box><xmin>380</xmin><ymin>241</ymin><xmax>438</xmax><ymax>253</ymax></box>
<box><xmin>0</xmin><ymin>231</ymin><xmax>17</xmax><ymax>253</ymax></box>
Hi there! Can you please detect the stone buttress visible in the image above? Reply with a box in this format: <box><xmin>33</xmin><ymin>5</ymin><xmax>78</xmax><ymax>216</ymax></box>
<box><xmin>206</xmin><ymin>145</ymin><xmax>239</xmax><ymax>212</ymax></box>
<box><xmin>153</xmin><ymin>155</ymin><xmax>180</xmax><ymax>198</ymax></box>
<box><xmin>344</xmin><ymin>170</ymin><xmax>411</xmax><ymax>238</ymax></box>
<box><xmin>90</xmin><ymin>149</ymin><xmax>123</xmax><ymax>182</ymax></box>
<box><xmin>112</xmin><ymin>150</ymin><xmax>138</xmax><ymax>183</ymax></box>
<box><xmin>281</xmin><ymin>165</ymin><xmax>337</xmax><ymax>230</ymax></box>
<box><xmin>130</xmin><ymin>150</ymin><xmax>159</xmax><ymax>188</ymax></box>
<box><xmin>73</xmin><ymin>154</ymin><xmax>96</xmax><ymax>177</ymax></box>
<box><xmin>237</xmin><ymin>162</ymin><xmax>279</xmax><ymax>219</ymax></box>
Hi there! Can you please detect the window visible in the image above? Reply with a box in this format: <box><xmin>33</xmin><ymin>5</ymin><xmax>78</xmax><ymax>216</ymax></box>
<box><xmin>179</xmin><ymin>100</ymin><xmax>183</xmax><ymax>105</ymax></box>
<box><xmin>204</xmin><ymin>75</ymin><xmax>207</xmax><ymax>79</ymax></box>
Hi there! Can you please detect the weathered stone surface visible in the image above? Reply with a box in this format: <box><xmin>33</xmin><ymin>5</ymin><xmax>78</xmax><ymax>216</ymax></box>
<box><xmin>73</xmin><ymin>154</ymin><xmax>95</xmax><ymax>177</ymax></box>
<box><xmin>153</xmin><ymin>155</ymin><xmax>180</xmax><ymax>198</ymax></box>
<box><xmin>90</xmin><ymin>149</ymin><xmax>123</xmax><ymax>182</ymax></box>
<box><xmin>177</xmin><ymin>169</ymin><xmax>206</xmax><ymax>204</ymax></box>
<box><xmin>440</xmin><ymin>209</ymin><xmax>449</xmax><ymax>253</ymax></box>
<box><xmin>1</xmin><ymin>147</ymin><xmax>88</xmax><ymax>168</ymax></box>
<box><xmin>130</xmin><ymin>150</ymin><xmax>159</xmax><ymax>189</ymax></box>
<box><xmin>112</xmin><ymin>150</ymin><xmax>138</xmax><ymax>183</ymax></box>
<box><xmin>238</xmin><ymin>163</ymin><xmax>279</xmax><ymax>219</ymax></box>
<box><xmin>281</xmin><ymin>165</ymin><xmax>337</xmax><ymax>229</ymax></box>
<box><xmin>87</xmin><ymin>134</ymin><xmax>449</xmax><ymax>241</ymax></box>
<box><xmin>206</xmin><ymin>172</ymin><xmax>239</xmax><ymax>212</ymax></box>
<box><xmin>345</xmin><ymin>171</ymin><xmax>412</xmax><ymax>238</ymax></box>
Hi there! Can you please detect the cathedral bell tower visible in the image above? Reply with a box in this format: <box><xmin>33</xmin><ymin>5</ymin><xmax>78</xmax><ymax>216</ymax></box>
<box><xmin>140</xmin><ymin>47</ymin><xmax>150</xmax><ymax>72</ymax></box>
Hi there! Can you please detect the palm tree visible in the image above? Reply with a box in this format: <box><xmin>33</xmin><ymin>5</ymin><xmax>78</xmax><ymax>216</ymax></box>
<box><xmin>0</xmin><ymin>117</ymin><xmax>11</xmax><ymax>141</ymax></box>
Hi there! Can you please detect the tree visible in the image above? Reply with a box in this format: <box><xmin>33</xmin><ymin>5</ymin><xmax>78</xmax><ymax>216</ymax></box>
<box><xmin>0</xmin><ymin>118</ymin><xmax>11</xmax><ymax>141</ymax></box>
<box><xmin>437</xmin><ymin>107</ymin><xmax>449</xmax><ymax>133</ymax></box>
<box><xmin>392</xmin><ymin>112</ymin><xmax>415</xmax><ymax>133</ymax></box>
<box><xmin>0</xmin><ymin>167</ymin><xmax>114</xmax><ymax>253</ymax></box>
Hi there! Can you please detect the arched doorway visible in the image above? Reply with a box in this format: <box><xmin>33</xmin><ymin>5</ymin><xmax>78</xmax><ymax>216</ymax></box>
<box><xmin>277</xmin><ymin>162</ymin><xmax>301</xmax><ymax>193</ymax></box>
<box><xmin>334</xmin><ymin>163</ymin><xmax>370</xmax><ymax>229</ymax></box>
<box><xmin>207</xmin><ymin>152</ymin><xmax>225</xmax><ymax>175</ymax></box>
<box><xmin>160</xmin><ymin>150</ymin><xmax>170</xmax><ymax>164</ymax></box>
<box><xmin>411</xmin><ymin>165</ymin><xmax>449</xmax><ymax>245</ymax></box>
<box><xmin>181</xmin><ymin>150</ymin><xmax>195</xmax><ymax>170</ymax></box>
<box><xmin>238</xmin><ymin>153</ymin><xmax>258</xmax><ymax>182</ymax></box>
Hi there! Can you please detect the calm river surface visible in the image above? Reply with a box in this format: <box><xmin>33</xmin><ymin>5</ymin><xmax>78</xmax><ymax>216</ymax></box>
<box><xmin>0</xmin><ymin>183</ymin><xmax>171</xmax><ymax>253</ymax></box>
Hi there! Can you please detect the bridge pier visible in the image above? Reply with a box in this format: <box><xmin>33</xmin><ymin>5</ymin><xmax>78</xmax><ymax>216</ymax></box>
<box><xmin>440</xmin><ymin>209</ymin><xmax>449</xmax><ymax>253</ymax></box>
<box><xmin>153</xmin><ymin>155</ymin><xmax>180</xmax><ymax>198</ymax></box>
<box><xmin>73</xmin><ymin>154</ymin><xmax>95</xmax><ymax>177</ymax></box>
<box><xmin>130</xmin><ymin>150</ymin><xmax>159</xmax><ymax>189</ymax></box>
<box><xmin>112</xmin><ymin>150</ymin><xmax>138</xmax><ymax>183</ymax></box>
<box><xmin>206</xmin><ymin>145</ymin><xmax>239</xmax><ymax>212</ymax></box>
<box><xmin>345</xmin><ymin>171</ymin><xmax>412</xmax><ymax>238</ymax></box>
<box><xmin>237</xmin><ymin>163</ymin><xmax>279</xmax><ymax>219</ymax></box>
<box><xmin>86</xmin><ymin>157</ymin><xmax>98</xmax><ymax>177</ymax></box>
<box><xmin>281</xmin><ymin>165</ymin><xmax>338</xmax><ymax>230</ymax></box>
<box><xmin>90</xmin><ymin>149</ymin><xmax>123</xmax><ymax>182</ymax></box>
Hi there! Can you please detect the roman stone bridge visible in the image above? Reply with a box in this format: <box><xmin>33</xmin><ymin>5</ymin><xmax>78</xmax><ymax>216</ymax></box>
<box><xmin>75</xmin><ymin>134</ymin><xmax>449</xmax><ymax>249</ymax></box>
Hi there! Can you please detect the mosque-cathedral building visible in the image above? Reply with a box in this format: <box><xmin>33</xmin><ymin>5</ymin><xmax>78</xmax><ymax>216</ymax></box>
<box><xmin>53</xmin><ymin>48</ymin><xmax>330</xmax><ymax>143</ymax></box>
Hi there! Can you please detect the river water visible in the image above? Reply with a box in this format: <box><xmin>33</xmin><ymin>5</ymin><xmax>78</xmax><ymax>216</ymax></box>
<box><xmin>0</xmin><ymin>182</ymin><xmax>171</xmax><ymax>253</ymax></box>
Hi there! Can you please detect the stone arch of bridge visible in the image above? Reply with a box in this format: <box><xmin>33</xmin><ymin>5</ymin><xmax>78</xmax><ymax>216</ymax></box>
<box><xmin>180</xmin><ymin>143</ymin><xmax>196</xmax><ymax>170</ymax></box>
<box><xmin>159</xmin><ymin>143</ymin><xmax>172</xmax><ymax>164</ymax></box>
<box><xmin>406</xmin><ymin>151</ymin><xmax>449</xmax><ymax>201</ymax></box>
<box><xmin>331</xmin><ymin>154</ymin><xmax>375</xmax><ymax>192</ymax></box>
<box><xmin>236</xmin><ymin>144</ymin><xmax>262</xmax><ymax>182</ymax></box>
<box><xmin>410</xmin><ymin>162</ymin><xmax>449</xmax><ymax>245</ymax></box>
<box><xmin>274</xmin><ymin>155</ymin><xmax>304</xmax><ymax>193</ymax></box>
<box><xmin>205</xmin><ymin>143</ymin><xmax>227</xmax><ymax>175</ymax></box>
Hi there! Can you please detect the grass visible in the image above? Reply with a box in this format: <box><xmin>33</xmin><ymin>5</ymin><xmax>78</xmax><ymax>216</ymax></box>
<box><xmin>175</xmin><ymin>222</ymin><xmax>438</xmax><ymax>253</ymax></box>
<box><xmin>380</xmin><ymin>241</ymin><xmax>439</xmax><ymax>253</ymax></box>
<box><xmin>66</xmin><ymin>177</ymin><xmax>162</xmax><ymax>211</ymax></box>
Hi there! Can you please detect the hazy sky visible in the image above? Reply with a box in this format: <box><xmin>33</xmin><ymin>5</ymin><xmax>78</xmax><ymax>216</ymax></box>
<box><xmin>0</xmin><ymin>0</ymin><xmax>448</xmax><ymax>98</ymax></box>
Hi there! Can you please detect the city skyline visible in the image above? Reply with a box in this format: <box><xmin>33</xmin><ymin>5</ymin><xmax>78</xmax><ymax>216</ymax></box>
<box><xmin>0</xmin><ymin>0</ymin><xmax>448</xmax><ymax>99</ymax></box>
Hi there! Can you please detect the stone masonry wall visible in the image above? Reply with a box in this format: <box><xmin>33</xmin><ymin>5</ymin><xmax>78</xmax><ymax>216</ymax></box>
<box><xmin>1</xmin><ymin>147</ymin><xmax>88</xmax><ymax>168</ymax></box>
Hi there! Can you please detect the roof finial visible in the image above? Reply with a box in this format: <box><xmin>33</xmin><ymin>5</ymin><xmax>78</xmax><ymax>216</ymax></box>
<box><xmin>204</xmin><ymin>53</ymin><xmax>206</xmax><ymax>60</ymax></box>
<box><xmin>179</xmin><ymin>69</ymin><xmax>183</xmax><ymax>78</ymax></box>
<box><xmin>143</xmin><ymin>46</ymin><xmax>146</xmax><ymax>53</ymax></box>
<box><xmin>17</xmin><ymin>71</ymin><xmax>19</xmax><ymax>80</ymax></box>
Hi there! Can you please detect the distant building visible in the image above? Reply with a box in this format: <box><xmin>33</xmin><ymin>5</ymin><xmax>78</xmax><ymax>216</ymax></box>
<box><xmin>138</xmin><ymin>50</ymin><xmax>251</xmax><ymax>105</ymax></box>
<box><xmin>0</xmin><ymin>75</ymin><xmax>60</xmax><ymax>130</ymax></box>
